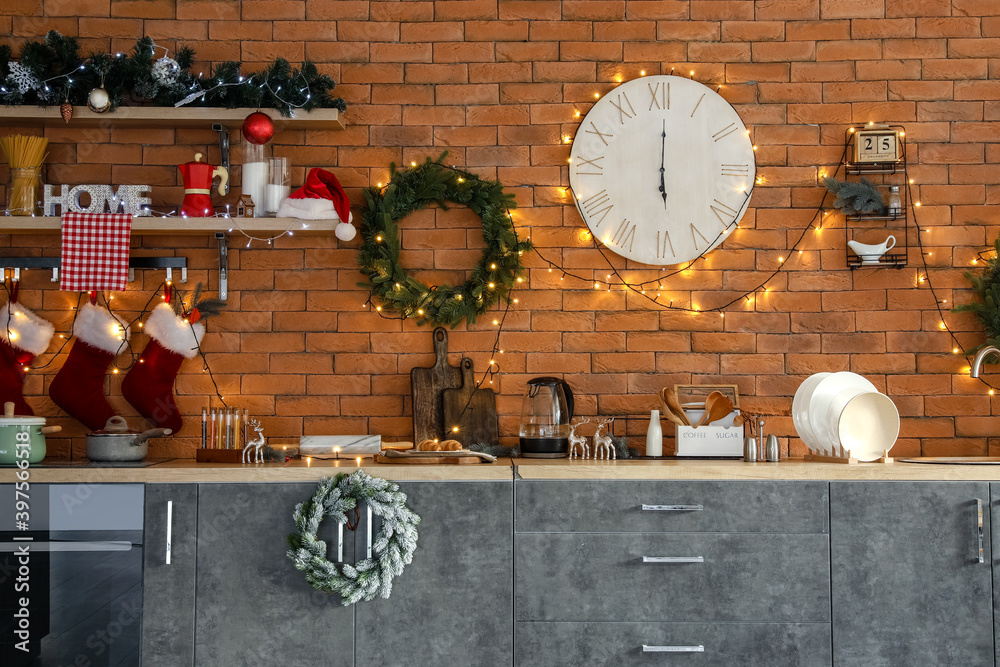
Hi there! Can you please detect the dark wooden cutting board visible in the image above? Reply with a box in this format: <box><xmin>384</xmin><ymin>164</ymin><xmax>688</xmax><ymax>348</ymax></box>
<box><xmin>442</xmin><ymin>357</ymin><xmax>498</xmax><ymax>447</ymax></box>
<box><xmin>410</xmin><ymin>327</ymin><xmax>463</xmax><ymax>443</ymax></box>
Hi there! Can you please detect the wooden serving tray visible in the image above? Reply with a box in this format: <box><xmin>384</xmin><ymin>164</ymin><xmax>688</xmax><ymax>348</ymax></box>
<box><xmin>373</xmin><ymin>453</ymin><xmax>483</xmax><ymax>465</ymax></box>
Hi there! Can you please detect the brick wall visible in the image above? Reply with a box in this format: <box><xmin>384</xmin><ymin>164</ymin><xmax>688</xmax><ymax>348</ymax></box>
<box><xmin>1</xmin><ymin>0</ymin><xmax>998</xmax><ymax>458</ymax></box>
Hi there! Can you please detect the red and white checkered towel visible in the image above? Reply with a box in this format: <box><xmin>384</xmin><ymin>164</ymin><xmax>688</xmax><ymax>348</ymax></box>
<box><xmin>60</xmin><ymin>212</ymin><xmax>133</xmax><ymax>292</ymax></box>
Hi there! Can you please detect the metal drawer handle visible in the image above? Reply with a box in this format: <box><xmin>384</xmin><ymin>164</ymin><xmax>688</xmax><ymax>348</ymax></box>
<box><xmin>641</xmin><ymin>504</ymin><xmax>704</xmax><ymax>511</ymax></box>
<box><xmin>642</xmin><ymin>556</ymin><xmax>704</xmax><ymax>564</ymax></box>
<box><xmin>165</xmin><ymin>500</ymin><xmax>173</xmax><ymax>565</ymax></box>
<box><xmin>976</xmin><ymin>498</ymin><xmax>984</xmax><ymax>564</ymax></box>
<box><xmin>642</xmin><ymin>645</ymin><xmax>705</xmax><ymax>653</ymax></box>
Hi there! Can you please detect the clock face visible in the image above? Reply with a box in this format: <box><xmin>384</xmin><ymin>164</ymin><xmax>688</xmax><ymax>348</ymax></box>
<box><xmin>569</xmin><ymin>75</ymin><xmax>756</xmax><ymax>266</ymax></box>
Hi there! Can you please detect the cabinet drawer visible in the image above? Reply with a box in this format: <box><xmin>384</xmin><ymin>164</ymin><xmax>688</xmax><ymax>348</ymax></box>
<box><xmin>515</xmin><ymin>532</ymin><xmax>830</xmax><ymax>622</ymax></box>
<box><xmin>515</xmin><ymin>481</ymin><xmax>828</xmax><ymax>533</ymax></box>
<box><xmin>516</xmin><ymin>621</ymin><xmax>831</xmax><ymax>666</ymax></box>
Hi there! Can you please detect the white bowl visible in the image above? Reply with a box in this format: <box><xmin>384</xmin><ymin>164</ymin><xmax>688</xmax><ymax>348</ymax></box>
<box><xmin>837</xmin><ymin>392</ymin><xmax>899</xmax><ymax>462</ymax></box>
<box><xmin>808</xmin><ymin>372</ymin><xmax>877</xmax><ymax>455</ymax></box>
<box><xmin>792</xmin><ymin>372</ymin><xmax>830</xmax><ymax>453</ymax></box>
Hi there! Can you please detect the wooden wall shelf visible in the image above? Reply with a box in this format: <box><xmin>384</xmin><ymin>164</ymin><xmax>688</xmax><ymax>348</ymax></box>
<box><xmin>0</xmin><ymin>106</ymin><xmax>344</xmax><ymax>131</ymax></box>
<box><xmin>0</xmin><ymin>216</ymin><xmax>335</xmax><ymax>235</ymax></box>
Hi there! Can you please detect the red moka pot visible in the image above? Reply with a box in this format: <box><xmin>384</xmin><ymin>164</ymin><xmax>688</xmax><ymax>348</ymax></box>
<box><xmin>178</xmin><ymin>153</ymin><xmax>228</xmax><ymax>217</ymax></box>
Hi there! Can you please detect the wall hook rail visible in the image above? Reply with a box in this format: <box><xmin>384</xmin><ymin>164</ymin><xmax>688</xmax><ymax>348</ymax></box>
<box><xmin>0</xmin><ymin>256</ymin><xmax>187</xmax><ymax>284</ymax></box>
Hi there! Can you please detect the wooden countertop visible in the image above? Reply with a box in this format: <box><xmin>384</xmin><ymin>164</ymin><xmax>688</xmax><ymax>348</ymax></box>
<box><xmin>4</xmin><ymin>456</ymin><xmax>1000</xmax><ymax>483</ymax></box>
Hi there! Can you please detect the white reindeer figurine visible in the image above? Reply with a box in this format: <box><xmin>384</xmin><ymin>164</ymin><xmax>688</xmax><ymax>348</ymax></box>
<box><xmin>568</xmin><ymin>417</ymin><xmax>591</xmax><ymax>460</ymax></box>
<box><xmin>593</xmin><ymin>417</ymin><xmax>616</xmax><ymax>460</ymax></box>
<box><xmin>242</xmin><ymin>418</ymin><xmax>265</xmax><ymax>463</ymax></box>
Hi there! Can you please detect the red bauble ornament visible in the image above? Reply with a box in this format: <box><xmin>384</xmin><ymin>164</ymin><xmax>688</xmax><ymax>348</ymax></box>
<box><xmin>242</xmin><ymin>112</ymin><xmax>274</xmax><ymax>145</ymax></box>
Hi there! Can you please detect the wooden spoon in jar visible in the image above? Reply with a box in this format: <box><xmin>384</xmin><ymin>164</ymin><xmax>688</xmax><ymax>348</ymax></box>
<box><xmin>695</xmin><ymin>391</ymin><xmax>734</xmax><ymax>428</ymax></box>
<box><xmin>658</xmin><ymin>387</ymin><xmax>691</xmax><ymax>426</ymax></box>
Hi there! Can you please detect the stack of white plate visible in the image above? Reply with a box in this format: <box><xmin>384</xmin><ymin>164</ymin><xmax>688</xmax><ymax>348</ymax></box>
<box><xmin>792</xmin><ymin>372</ymin><xmax>900</xmax><ymax>461</ymax></box>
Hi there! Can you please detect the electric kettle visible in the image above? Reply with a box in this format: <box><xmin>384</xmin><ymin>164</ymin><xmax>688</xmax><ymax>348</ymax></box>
<box><xmin>519</xmin><ymin>377</ymin><xmax>574</xmax><ymax>458</ymax></box>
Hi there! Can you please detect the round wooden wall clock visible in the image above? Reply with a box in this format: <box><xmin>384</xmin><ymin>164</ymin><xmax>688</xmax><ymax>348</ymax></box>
<box><xmin>569</xmin><ymin>75</ymin><xmax>757</xmax><ymax>266</ymax></box>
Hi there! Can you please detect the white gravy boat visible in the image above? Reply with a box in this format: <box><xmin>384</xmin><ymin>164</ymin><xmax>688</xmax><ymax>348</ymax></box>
<box><xmin>847</xmin><ymin>235</ymin><xmax>895</xmax><ymax>265</ymax></box>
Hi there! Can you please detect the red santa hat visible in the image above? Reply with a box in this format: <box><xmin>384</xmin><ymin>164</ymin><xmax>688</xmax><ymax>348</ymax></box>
<box><xmin>276</xmin><ymin>168</ymin><xmax>356</xmax><ymax>241</ymax></box>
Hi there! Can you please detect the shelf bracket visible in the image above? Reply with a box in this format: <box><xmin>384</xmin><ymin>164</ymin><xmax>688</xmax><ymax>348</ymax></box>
<box><xmin>1</xmin><ymin>257</ymin><xmax>187</xmax><ymax>285</ymax></box>
<box><xmin>212</xmin><ymin>123</ymin><xmax>231</xmax><ymax>195</ymax></box>
<box><xmin>215</xmin><ymin>232</ymin><xmax>229</xmax><ymax>301</ymax></box>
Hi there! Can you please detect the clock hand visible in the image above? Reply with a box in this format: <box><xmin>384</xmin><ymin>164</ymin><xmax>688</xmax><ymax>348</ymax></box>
<box><xmin>658</xmin><ymin>120</ymin><xmax>667</xmax><ymax>208</ymax></box>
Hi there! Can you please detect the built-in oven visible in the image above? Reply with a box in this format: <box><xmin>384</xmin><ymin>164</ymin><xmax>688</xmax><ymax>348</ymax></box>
<box><xmin>0</xmin><ymin>483</ymin><xmax>144</xmax><ymax>666</ymax></box>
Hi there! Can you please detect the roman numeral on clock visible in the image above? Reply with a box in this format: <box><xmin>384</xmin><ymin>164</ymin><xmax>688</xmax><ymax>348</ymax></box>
<box><xmin>690</xmin><ymin>93</ymin><xmax>706</xmax><ymax>118</ymax></box>
<box><xmin>610</xmin><ymin>91</ymin><xmax>636</xmax><ymax>124</ymax></box>
<box><xmin>709</xmin><ymin>198</ymin><xmax>739</xmax><ymax>225</ymax></box>
<box><xmin>581</xmin><ymin>189</ymin><xmax>614</xmax><ymax>226</ymax></box>
<box><xmin>656</xmin><ymin>230</ymin><xmax>675</xmax><ymax>259</ymax></box>
<box><xmin>585</xmin><ymin>121</ymin><xmax>613</xmax><ymax>146</ymax></box>
<box><xmin>720</xmin><ymin>164</ymin><xmax>749</xmax><ymax>177</ymax></box>
<box><xmin>609</xmin><ymin>218</ymin><xmax>636</xmax><ymax>251</ymax></box>
<box><xmin>713</xmin><ymin>123</ymin><xmax>738</xmax><ymax>142</ymax></box>
<box><xmin>690</xmin><ymin>223</ymin><xmax>712</xmax><ymax>250</ymax></box>
<box><xmin>575</xmin><ymin>154</ymin><xmax>604</xmax><ymax>176</ymax></box>
<box><xmin>648</xmin><ymin>81</ymin><xmax>669</xmax><ymax>111</ymax></box>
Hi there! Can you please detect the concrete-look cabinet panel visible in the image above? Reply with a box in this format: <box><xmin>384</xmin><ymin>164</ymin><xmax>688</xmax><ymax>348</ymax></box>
<box><xmin>515</xmin><ymin>480</ymin><xmax>829</xmax><ymax>533</ymax></box>
<box><xmin>355</xmin><ymin>480</ymin><xmax>514</xmax><ymax>666</ymax></box>
<box><xmin>990</xmin><ymin>483</ymin><xmax>1000</xmax><ymax>667</ymax></box>
<box><xmin>195</xmin><ymin>483</ymin><xmax>355</xmax><ymax>666</ymax></box>
<box><xmin>142</xmin><ymin>484</ymin><xmax>197</xmax><ymax>667</ymax></box>
<box><xmin>831</xmin><ymin>482</ymin><xmax>992</xmax><ymax>666</ymax></box>
<box><xmin>515</xmin><ymin>532</ymin><xmax>830</xmax><ymax>622</ymax></box>
<box><xmin>516</xmin><ymin>621</ymin><xmax>832</xmax><ymax>666</ymax></box>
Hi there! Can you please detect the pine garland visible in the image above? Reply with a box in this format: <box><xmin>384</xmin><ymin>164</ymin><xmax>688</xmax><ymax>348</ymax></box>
<box><xmin>286</xmin><ymin>471</ymin><xmax>420</xmax><ymax>605</ymax></box>
<box><xmin>823</xmin><ymin>176</ymin><xmax>887</xmax><ymax>215</ymax></box>
<box><xmin>0</xmin><ymin>31</ymin><xmax>345</xmax><ymax>116</ymax></box>
<box><xmin>358</xmin><ymin>153</ymin><xmax>533</xmax><ymax>328</ymax></box>
<box><xmin>953</xmin><ymin>236</ymin><xmax>1000</xmax><ymax>357</ymax></box>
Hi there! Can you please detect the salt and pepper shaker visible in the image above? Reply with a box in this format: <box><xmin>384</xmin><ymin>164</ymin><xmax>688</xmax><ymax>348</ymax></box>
<box><xmin>766</xmin><ymin>434</ymin><xmax>780</xmax><ymax>462</ymax></box>
<box><xmin>744</xmin><ymin>436</ymin><xmax>758</xmax><ymax>462</ymax></box>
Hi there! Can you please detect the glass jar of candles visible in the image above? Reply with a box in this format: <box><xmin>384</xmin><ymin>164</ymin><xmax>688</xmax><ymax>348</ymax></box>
<box><xmin>265</xmin><ymin>157</ymin><xmax>290</xmax><ymax>216</ymax></box>
<box><xmin>241</xmin><ymin>142</ymin><xmax>269</xmax><ymax>218</ymax></box>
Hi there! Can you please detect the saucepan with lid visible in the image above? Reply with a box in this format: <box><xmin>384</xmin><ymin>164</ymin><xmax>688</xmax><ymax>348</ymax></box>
<box><xmin>0</xmin><ymin>401</ymin><xmax>61</xmax><ymax>465</ymax></box>
<box><xmin>86</xmin><ymin>416</ymin><xmax>172</xmax><ymax>462</ymax></box>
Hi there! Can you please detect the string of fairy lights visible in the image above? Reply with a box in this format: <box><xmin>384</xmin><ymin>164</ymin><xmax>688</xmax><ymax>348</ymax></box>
<box><xmin>1</xmin><ymin>278</ymin><xmax>228</xmax><ymax>406</ymax></box>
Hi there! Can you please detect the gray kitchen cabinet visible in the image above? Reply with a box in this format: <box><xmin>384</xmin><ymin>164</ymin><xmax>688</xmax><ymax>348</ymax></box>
<box><xmin>514</xmin><ymin>480</ymin><xmax>832</xmax><ymax>666</ymax></box>
<box><xmin>516</xmin><ymin>621</ymin><xmax>832</xmax><ymax>666</ymax></box>
<box><xmin>142</xmin><ymin>484</ymin><xmax>197</xmax><ymax>667</ymax></box>
<box><xmin>355</xmin><ymin>480</ymin><xmax>514</xmax><ymax>666</ymax></box>
<box><xmin>830</xmin><ymin>482</ymin><xmax>992</xmax><ymax>666</ymax></box>
<box><xmin>515</xmin><ymin>532</ymin><xmax>830</xmax><ymax>622</ymax></box>
<box><xmin>990</xmin><ymin>483</ymin><xmax>1000</xmax><ymax>667</ymax></box>
<box><xmin>195</xmin><ymin>483</ymin><xmax>355</xmax><ymax>666</ymax></box>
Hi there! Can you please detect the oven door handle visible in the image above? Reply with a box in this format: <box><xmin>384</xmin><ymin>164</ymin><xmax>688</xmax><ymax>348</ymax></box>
<box><xmin>0</xmin><ymin>540</ymin><xmax>133</xmax><ymax>552</ymax></box>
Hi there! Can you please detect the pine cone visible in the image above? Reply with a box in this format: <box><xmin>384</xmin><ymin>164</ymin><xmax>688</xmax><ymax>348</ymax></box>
<box><xmin>60</xmin><ymin>100</ymin><xmax>72</xmax><ymax>123</ymax></box>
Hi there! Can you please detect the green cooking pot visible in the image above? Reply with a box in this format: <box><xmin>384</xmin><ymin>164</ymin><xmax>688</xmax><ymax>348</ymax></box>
<box><xmin>0</xmin><ymin>401</ymin><xmax>60</xmax><ymax>465</ymax></box>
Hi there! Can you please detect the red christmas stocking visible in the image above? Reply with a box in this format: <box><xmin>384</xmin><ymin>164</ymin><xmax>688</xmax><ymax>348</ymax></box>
<box><xmin>0</xmin><ymin>301</ymin><xmax>55</xmax><ymax>415</ymax></box>
<box><xmin>122</xmin><ymin>302</ymin><xmax>205</xmax><ymax>433</ymax></box>
<box><xmin>49</xmin><ymin>302</ymin><xmax>130</xmax><ymax>430</ymax></box>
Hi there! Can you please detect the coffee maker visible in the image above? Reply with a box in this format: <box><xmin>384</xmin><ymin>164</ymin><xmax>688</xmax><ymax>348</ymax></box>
<box><xmin>178</xmin><ymin>152</ymin><xmax>228</xmax><ymax>217</ymax></box>
<box><xmin>519</xmin><ymin>377</ymin><xmax>574</xmax><ymax>458</ymax></box>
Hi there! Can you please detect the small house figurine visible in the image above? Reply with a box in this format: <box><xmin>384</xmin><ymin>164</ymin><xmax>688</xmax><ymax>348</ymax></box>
<box><xmin>236</xmin><ymin>194</ymin><xmax>255</xmax><ymax>218</ymax></box>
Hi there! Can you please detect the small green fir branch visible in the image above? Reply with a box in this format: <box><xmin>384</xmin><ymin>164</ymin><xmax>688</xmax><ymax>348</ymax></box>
<box><xmin>823</xmin><ymin>176</ymin><xmax>887</xmax><ymax>215</ymax></box>
<box><xmin>952</xmin><ymin>236</ymin><xmax>1000</xmax><ymax>358</ymax></box>
<box><xmin>357</xmin><ymin>152</ymin><xmax>533</xmax><ymax>328</ymax></box>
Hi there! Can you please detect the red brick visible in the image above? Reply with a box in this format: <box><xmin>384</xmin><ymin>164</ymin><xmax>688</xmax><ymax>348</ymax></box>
<box><xmin>657</xmin><ymin>21</ymin><xmax>721</xmax><ymax>41</ymax></box>
<box><xmin>888</xmin><ymin>81</ymin><xmax>954</xmax><ymax>101</ymax></box>
<box><xmin>918</xmin><ymin>17</ymin><xmax>982</xmax><ymax>38</ymax></box>
<box><xmin>820</xmin><ymin>0</ymin><xmax>883</xmax><ymax>19</ymax></box>
<box><xmin>690</xmin><ymin>1</ymin><xmax>754</xmax><ymax>20</ymax></box>
<box><xmin>922</xmin><ymin>58</ymin><xmax>989</xmax><ymax>80</ymax></box>
<box><xmin>857</xmin><ymin>59</ymin><xmax>921</xmax><ymax>80</ymax></box>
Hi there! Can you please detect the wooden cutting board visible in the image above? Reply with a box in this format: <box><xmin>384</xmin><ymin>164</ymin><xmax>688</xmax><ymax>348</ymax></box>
<box><xmin>410</xmin><ymin>327</ymin><xmax>463</xmax><ymax>443</ymax></box>
<box><xmin>442</xmin><ymin>357</ymin><xmax>499</xmax><ymax>448</ymax></box>
<box><xmin>373</xmin><ymin>453</ymin><xmax>483</xmax><ymax>465</ymax></box>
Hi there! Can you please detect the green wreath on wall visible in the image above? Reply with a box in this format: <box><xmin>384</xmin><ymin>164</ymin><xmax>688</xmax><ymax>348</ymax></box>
<box><xmin>357</xmin><ymin>154</ymin><xmax>533</xmax><ymax>328</ymax></box>
<box><xmin>953</xmin><ymin>236</ymin><xmax>1000</xmax><ymax>356</ymax></box>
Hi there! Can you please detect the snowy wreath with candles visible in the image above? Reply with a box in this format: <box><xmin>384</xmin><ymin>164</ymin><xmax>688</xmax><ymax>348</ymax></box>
<box><xmin>286</xmin><ymin>471</ymin><xmax>420</xmax><ymax>605</ymax></box>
